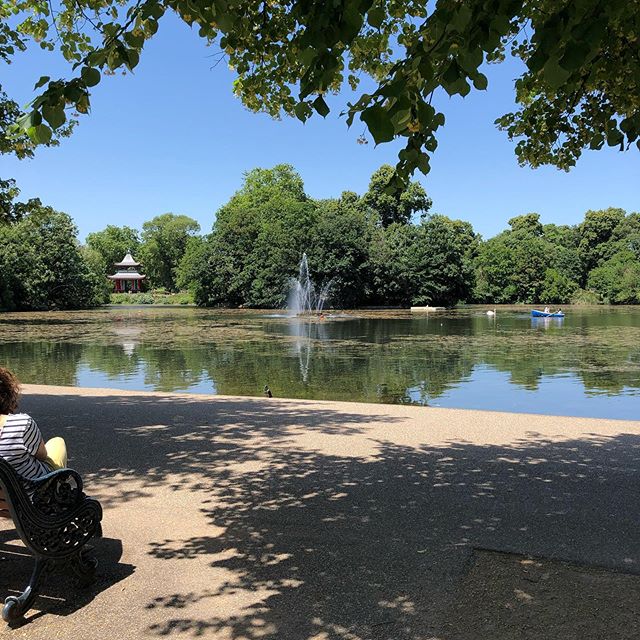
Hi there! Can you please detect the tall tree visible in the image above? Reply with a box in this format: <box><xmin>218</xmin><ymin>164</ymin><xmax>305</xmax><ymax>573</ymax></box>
<box><xmin>366</xmin><ymin>223</ymin><xmax>417</xmax><ymax>307</ymax></box>
<box><xmin>193</xmin><ymin>165</ymin><xmax>316</xmax><ymax>307</ymax></box>
<box><xmin>588</xmin><ymin>251</ymin><xmax>640</xmax><ymax>304</ymax></box>
<box><xmin>508</xmin><ymin>213</ymin><xmax>543</xmax><ymax>236</ymax></box>
<box><xmin>474</xmin><ymin>215</ymin><xmax>570</xmax><ymax>304</ymax></box>
<box><xmin>0</xmin><ymin>204</ymin><xmax>106</xmax><ymax>310</ymax></box>
<box><xmin>0</xmin><ymin>178</ymin><xmax>44</xmax><ymax>225</ymax></box>
<box><xmin>609</xmin><ymin>212</ymin><xmax>640</xmax><ymax>261</ymax></box>
<box><xmin>578</xmin><ymin>207</ymin><xmax>626</xmax><ymax>277</ymax></box>
<box><xmin>3</xmin><ymin>1</ymin><xmax>637</xmax><ymax>180</ymax></box>
<box><xmin>139</xmin><ymin>213</ymin><xmax>201</xmax><ymax>291</ymax></box>
<box><xmin>86</xmin><ymin>225</ymin><xmax>141</xmax><ymax>275</ymax></box>
<box><xmin>308</xmin><ymin>193</ymin><xmax>372</xmax><ymax>307</ymax></box>
<box><xmin>363</xmin><ymin>165</ymin><xmax>431</xmax><ymax>227</ymax></box>
<box><xmin>409</xmin><ymin>215</ymin><xmax>477</xmax><ymax>306</ymax></box>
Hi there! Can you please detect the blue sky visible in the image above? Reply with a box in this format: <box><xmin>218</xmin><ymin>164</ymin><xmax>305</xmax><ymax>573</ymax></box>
<box><xmin>1</xmin><ymin>14</ymin><xmax>638</xmax><ymax>241</ymax></box>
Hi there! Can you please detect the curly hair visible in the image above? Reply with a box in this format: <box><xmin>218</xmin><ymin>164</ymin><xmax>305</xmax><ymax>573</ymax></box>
<box><xmin>0</xmin><ymin>367</ymin><xmax>20</xmax><ymax>415</ymax></box>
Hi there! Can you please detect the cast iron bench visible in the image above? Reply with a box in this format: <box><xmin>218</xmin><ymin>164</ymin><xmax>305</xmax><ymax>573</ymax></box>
<box><xmin>0</xmin><ymin>457</ymin><xmax>103</xmax><ymax>622</ymax></box>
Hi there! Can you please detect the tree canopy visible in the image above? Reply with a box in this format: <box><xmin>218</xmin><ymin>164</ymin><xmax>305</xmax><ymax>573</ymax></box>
<box><xmin>363</xmin><ymin>164</ymin><xmax>431</xmax><ymax>227</ymax></box>
<box><xmin>0</xmin><ymin>195</ymin><xmax>106</xmax><ymax>310</ymax></box>
<box><xmin>139</xmin><ymin>213</ymin><xmax>200</xmax><ymax>291</ymax></box>
<box><xmin>2</xmin><ymin>1</ymin><xmax>638</xmax><ymax>180</ymax></box>
<box><xmin>86</xmin><ymin>224</ymin><xmax>141</xmax><ymax>275</ymax></box>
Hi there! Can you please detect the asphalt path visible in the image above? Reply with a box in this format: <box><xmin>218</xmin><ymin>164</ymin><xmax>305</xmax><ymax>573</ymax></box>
<box><xmin>1</xmin><ymin>385</ymin><xmax>639</xmax><ymax>639</ymax></box>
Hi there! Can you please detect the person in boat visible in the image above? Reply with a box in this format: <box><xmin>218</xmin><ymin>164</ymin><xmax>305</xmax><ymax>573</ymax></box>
<box><xmin>543</xmin><ymin>307</ymin><xmax>550</xmax><ymax>314</ymax></box>
<box><xmin>0</xmin><ymin>367</ymin><xmax>68</xmax><ymax>517</ymax></box>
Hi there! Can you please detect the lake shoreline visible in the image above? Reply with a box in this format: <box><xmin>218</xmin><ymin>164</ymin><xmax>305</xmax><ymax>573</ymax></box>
<box><xmin>21</xmin><ymin>383</ymin><xmax>640</xmax><ymax>428</ymax></box>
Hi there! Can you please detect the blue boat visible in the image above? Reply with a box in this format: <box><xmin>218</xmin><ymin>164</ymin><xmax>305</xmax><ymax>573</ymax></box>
<box><xmin>531</xmin><ymin>309</ymin><xmax>565</xmax><ymax>318</ymax></box>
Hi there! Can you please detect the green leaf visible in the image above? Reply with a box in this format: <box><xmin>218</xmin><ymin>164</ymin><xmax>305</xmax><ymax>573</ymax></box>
<box><xmin>148</xmin><ymin>3</ymin><xmax>164</xmax><ymax>20</ymax></box>
<box><xmin>361</xmin><ymin>105</ymin><xmax>394</xmax><ymax>144</ymax></box>
<box><xmin>126</xmin><ymin>49</ymin><xmax>140</xmax><ymax>70</ymax></box>
<box><xmin>445</xmin><ymin>77</ymin><xmax>470</xmax><ymax>97</ymax></box>
<box><xmin>312</xmin><ymin>96</ymin><xmax>330</xmax><ymax>117</ymax></box>
<box><xmin>27</xmin><ymin>123</ymin><xmax>52</xmax><ymax>144</ymax></box>
<box><xmin>559</xmin><ymin>41</ymin><xmax>591</xmax><ymax>71</ymax></box>
<box><xmin>124</xmin><ymin>31</ymin><xmax>145</xmax><ymax>49</ymax></box>
<box><xmin>542</xmin><ymin>58</ymin><xmax>571</xmax><ymax>89</ymax></box>
<box><xmin>34</xmin><ymin>76</ymin><xmax>50</xmax><ymax>90</ymax></box>
<box><xmin>417</xmin><ymin>102</ymin><xmax>435</xmax><ymax>126</ymax></box>
<box><xmin>87</xmin><ymin>50</ymin><xmax>108</xmax><ymax>67</ymax></box>
<box><xmin>367</xmin><ymin>6</ymin><xmax>385</xmax><ymax>29</ymax></box>
<box><xmin>452</xmin><ymin>5</ymin><xmax>472</xmax><ymax>31</ymax></box>
<box><xmin>294</xmin><ymin>101</ymin><xmax>309</xmax><ymax>122</ymax></box>
<box><xmin>606</xmin><ymin>128</ymin><xmax>624</xmax><ymax>147</ymax></box>
<box><xmin>442</xmin><ymin>61</ymin><xmax>460</xmax><ymax>86</ymax></box>
<box><xmin>390</xmin><ymin>108</ymin><xmax>412</xmax><ymax>133</ymax></box>
<box><xmin>64</xmin><ymin>85</ymin><xmax>84</xmax><ymax>102</ymax></box>
<box><xmin>299</xmin><ymin>48</ymin><xmax>316</xmax><ymax>67</ymax></box>
<box><xmin>417</xmin><ymin>153</ymin><xmax>430</xmax><ymax>175</ymax></box>
<box><xmin>18</xmin><ymin>110</ymin><xmax>42</xmax><ymax>130</ymax></box>
<box><xmin>490</xmin><ymin>15</ymin><xmax>511</xmax><ymax>35</ymax></box>
<box><xmin>620</xmin><ymin>115</ymin><xmax>639</xmax><ymax>139</ymax></box>
<box><xmin>473</xmin><ymin>73</ymin><xmax>488</xmax><ymax>90</ymax></box>
<box><xmin>81</xmin><ymin>67</ymin><xmax>101</xmax><ymax>87</ymax></box>
<box><xmin>42</xmin><ymin>105</ymin><xmax>66</xmax><ymax>129</ymax></box>
<box><xmin>527</xmin><ymin>48</ymin><xmax>547</xmax><ymax>74</ymax></box>
<box><xmin>458</xmin><ymin>47</ymin><xmax>483</xmax><ymax>74</ymax></box>
<box><xmin>379</xmin><ymin>79</ymin><xmax>406</xmax><ymax>99</ymax></box>
<box><xmin>216</xmin><ymin>13</ymin><xmax>234</xmax><ymax>31</ymax></box>
<box><xmin>37</xmin><ymin>123</ymin><xmax>52</xmax><ymax>144</ymax></box>
<box><xmin>339</xmin><ymin>4</ymin><xmax>364</xmax><ymax>41</ymax></box>
<box><xmin>145</xmin><ymin>18</ymin><xmax>159</xmax><ymax>36</ymax></box>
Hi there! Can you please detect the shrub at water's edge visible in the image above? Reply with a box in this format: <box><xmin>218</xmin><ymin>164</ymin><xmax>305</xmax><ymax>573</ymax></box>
<box><xmin>109</xmin><ymin>292</ymin><xmax>194</xmax><ymax>305</ymax></box>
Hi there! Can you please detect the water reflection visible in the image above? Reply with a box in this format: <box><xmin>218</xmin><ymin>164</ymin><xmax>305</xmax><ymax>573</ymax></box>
<box><xmin>0</xmin><ymin>306</ymin><xmax>639</xmax><ymax>418</ymax></box>
<box><xmin>112</xmin><ymin>325</ymin><xmax>143</xmax><ymax>356</ymax></box>
<box><xmin>287</xmin><ymin>320</ymin><xmax>329</xmax><ymax>384</ymax></box>
<box><xmin>531</xmin><ymin>316</ymin><xmax>565</xmax><ymax>330</ymax></box>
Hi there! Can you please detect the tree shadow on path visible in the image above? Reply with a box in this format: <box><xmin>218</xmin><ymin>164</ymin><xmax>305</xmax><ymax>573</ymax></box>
<box><xmin>19</xmin><ymin>392</ymin><xmax>640</xmax><ymax>639</ymax></box>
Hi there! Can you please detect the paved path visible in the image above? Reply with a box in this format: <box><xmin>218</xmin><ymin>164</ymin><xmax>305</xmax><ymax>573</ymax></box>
<box><xmin>1</xmin><ymin>385</ymin><xmax>639</xmax><ymax>639</ymax></box>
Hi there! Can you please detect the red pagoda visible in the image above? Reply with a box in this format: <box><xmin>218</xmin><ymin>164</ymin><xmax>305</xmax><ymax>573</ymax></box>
<box><xmin>108</xmin><ymin>252</ymin><xmax>146</xmax><ymax>293</ymax></box>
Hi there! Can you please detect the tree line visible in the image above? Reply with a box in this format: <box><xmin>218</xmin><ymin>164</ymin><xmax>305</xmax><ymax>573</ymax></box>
<box><xmin>1</xmin><ymin>165</ymin><xmax>639</xmax><ymax>311</ymax></box>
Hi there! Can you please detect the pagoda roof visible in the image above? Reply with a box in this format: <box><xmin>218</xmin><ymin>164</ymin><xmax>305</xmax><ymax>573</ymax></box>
<box><xmin>114</xmin><ymin>252</ymin><xmax>141</xmax><ymax>267</ymax></box>
<box><xmin>108</xmin><ymin>272</ymin><xmax>146</xmax><ymax>280</ymax></box>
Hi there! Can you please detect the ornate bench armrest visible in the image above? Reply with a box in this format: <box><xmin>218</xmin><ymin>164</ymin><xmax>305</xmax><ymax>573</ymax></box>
<box><xmin>29</xmin><ymin>468</ymin><xmax>85</xmax><ymax>517</ymax></box>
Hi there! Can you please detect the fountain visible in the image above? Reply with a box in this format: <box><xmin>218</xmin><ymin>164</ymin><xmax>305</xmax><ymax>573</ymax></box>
<box><xmin>286</xmin><ymin>253</ymin><xmax>332</xmax><ymax>316</ymax></box>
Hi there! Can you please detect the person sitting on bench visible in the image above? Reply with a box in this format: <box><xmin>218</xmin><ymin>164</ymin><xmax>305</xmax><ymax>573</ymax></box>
<box><xmin>0</xmin><ymin>367</ymin><xmax>67</xmax><ymax>517</ymax></box>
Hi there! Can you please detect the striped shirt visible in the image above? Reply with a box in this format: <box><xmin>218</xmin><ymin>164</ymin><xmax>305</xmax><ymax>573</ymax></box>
<box><xmin>0</xmin><ymin>413</ymin><xmax>51</xmax><ymax>482</ymax></box>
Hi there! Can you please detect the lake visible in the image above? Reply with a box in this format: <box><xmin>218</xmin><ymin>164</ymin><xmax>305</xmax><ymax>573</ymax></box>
<box><xmin>1</xmin><ymin>305</ymin><xmax>639</xmax><ymax>419</ymax></box>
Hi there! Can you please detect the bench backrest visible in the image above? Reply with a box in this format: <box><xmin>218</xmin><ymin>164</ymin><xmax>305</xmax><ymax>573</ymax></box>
<box><xmin>0</xmin><ymin>456</ymin><xmax>29</xmax><ymax>520</ymax></box>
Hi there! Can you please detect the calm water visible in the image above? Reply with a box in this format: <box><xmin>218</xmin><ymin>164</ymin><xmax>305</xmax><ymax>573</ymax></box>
<box><xmin>0</xmin><ymin>306</ymin><xmax>639</xmax><ymax>419</ymax></box>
